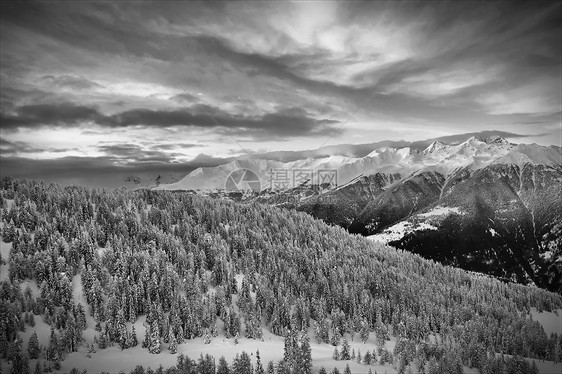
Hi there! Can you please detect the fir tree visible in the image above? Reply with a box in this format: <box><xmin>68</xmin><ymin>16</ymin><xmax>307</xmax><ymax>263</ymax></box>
<box><xmin>168</xmin><ymin>331</ymin><xmax>177</xmax><ymax>354</ymax></box>
<box><xmin>217</xmin><ymin>356</ymin><xmax>231</xmax><ymax>374</ymax></box>
<box><xmin>10</xmin><ymin>336</ymin><xmax>30</xmax><ymax>374</ymax></box>
<box><xmin>27</xmin><ymin>331</ymin><xmax>40</xmax><ymax>359</ymax></box>
<box><xmin>130</xmin><ymin>325</ymin><xmax>138</xmax><ymax>347</ymax></box>
<box><xmin>359</xmin><ymin>320</ymin><xmax>369</xmax><ymax>344</ymax></box>
<box><xmin>333</xmin><ymin>346</ymin><xmax>340</xmax><ymax>360</ymax></box>
<box><xmin>198</xmin><ymin>353</ymin><xmax>216</xmax><ymax>374</ymax></box>
<box><xmin>256</xmin><ymin>350</ymin><xmax>265</xmax><ymax>374</ymax></box>
<box><xmin>148</xmin><ymin>319</ymin><xmax>161</xmax><ymax>354</ymax></box>
<box><xmin>300</xmin><ymin>333</ymin><xmax>312</xmax><ymax>374</ymax></box>
<box><xmin>142</xmin><ymin>322</ymin><xmax>150</xmax><ymax>349</ymax></box>
<box><xmin>46</xmin><ymin>327</ymin><xmax>59</xmax><ymax>362</ymax></box>
<box><xmin>363</xmin><ymin>351</ymin><xmax>372</xmax><ymax>365</ymax></box>
<box><xmin>267</xmin><ymin>361</ymin><xmax>275</xmax><ymax>374</ymax></box>
<box><xmin>233</xmin><ymin>351</ymin><xmax>253</xmax><ymax>374</ymax></box>
<box><xmin>340</xmin><ymin>339</ymin><xmax>350</xmax><ymax>360</ymax></box>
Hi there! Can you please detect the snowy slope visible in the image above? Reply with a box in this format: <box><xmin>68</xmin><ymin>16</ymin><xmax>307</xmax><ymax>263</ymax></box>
<box><xmin>159</xmin><ymin>136</ymin><xmax>560</xmax><ymax>192</ymax></box>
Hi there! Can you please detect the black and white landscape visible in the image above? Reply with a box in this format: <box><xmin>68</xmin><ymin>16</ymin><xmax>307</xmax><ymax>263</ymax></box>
<box><xmin>1</xmin><ymin>1</ymin><xmax>561</xmax><ymax>374</ymax></box>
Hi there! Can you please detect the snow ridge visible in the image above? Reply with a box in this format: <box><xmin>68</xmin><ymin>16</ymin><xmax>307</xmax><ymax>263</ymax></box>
<box><xmin>158</xmin><ymin>137</ymin><xmax>561</xmax><ymax>191</ymax></box>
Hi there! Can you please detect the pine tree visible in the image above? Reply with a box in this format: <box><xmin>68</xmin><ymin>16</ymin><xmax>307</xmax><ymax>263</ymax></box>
<box><xmin>341</xmin><ymin>339</ymin><xmax>350</xmax><ymax>360</ymax></box>
<box><xmin>319</xmin><ymin>368</ymin><xmax>327</xmax><ymax>374</ymax></box>
<box><xmin>27</xmin><ymin>331</ymin><xmax>40</xmax><ymax>359</ymax></box>
<box><xmin>10</xmin><ymin>336</ymin><xmax>30</xmax><ymax>374</ymax></box>
<box><xmin>168</xmin><ymin>331</ymin><xmax>177</xmax><ymax>354</ymax></box>
<box><xmin>130</xmin><ymin>325</ymin><xmax>138</xmax><ymax>347</ymax></box>
<box><xmin>300</xmin><ymin>334</ymin><xmax>312</xmax><ymax>374</ymax></box>
<box><xmin>46</xmin><ymin>326</ymin><xmax>58</xmax><ymax>361</ymax></box>
<box><xmin>198</xmin><ymin>353</ymin><xmax>216</xmax><ymax>374</ymax></box>
<box><xmin>256</xmin><ymin>350</ymin><xmax>265</xmax><ymax>374</ymax></box>
<box><xmin>356</xmin><ymin>349</ymin><xmax>362</xmax><ymax>364</ymax></box>
<box><xmin>217</xmin><ymin>356</ymin><xmax>231</xmax><ymax>374</ymax></box>
<box><xmin>233</xmin><ymin>351</ymin><xmax>253</xmax><ymax>374</ymax></box>
<box><xmin>344</xmin><ymin>364</ymin><xmax>351</xmax><ymax>374</ymax></box>
<box><xmin>530</xmin><ymin>360</ymin><xmax>539</xmax><ymax>374</ymax></box>
<box><xmin>333</xmin><ymin>346</ymin><xmax>340</xmax><ymax>360</ymax></box>
<box><xmin>363</xmin><ymin>351</ymin><xmax>372</xmax><ymax>365</ymax></box>
<box><xmin>148</xmin><ymin>319</ymin><xmax>161</xmax><ymax>354</ymax></box>
<box><xmin>267</xmin><ymin>361</ymin><xmax>275</xmax><ymax>374</ymax></box>
<box><xmin>98</xmin><ymin>331</ymin><xmax>108</xmax><ymax>349</ymax></box>
<box><xmin>360</xmin><ymin>320</ymin><xmax>369</xmax><ymax>344</ymax></box>
<box><xmin>142</xmin><ymin>322</ymin><xmax>150</xmax><ymax>349</ymax></box>
<box><xmin>118</xmin><ymin>310</ymin><xmax>128</xmax><ymax>350</ymax></box>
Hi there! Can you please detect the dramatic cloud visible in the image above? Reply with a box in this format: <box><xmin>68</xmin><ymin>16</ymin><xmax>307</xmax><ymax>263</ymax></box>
<box><xmin>1</xmin><ymin>101</ymin><xmax>339</xmax><ymax>138</ymax></box>
<box><xmin>1</xmin><ymin>0</ymin><xmax>560</xmax><ymax>185</ymax></box>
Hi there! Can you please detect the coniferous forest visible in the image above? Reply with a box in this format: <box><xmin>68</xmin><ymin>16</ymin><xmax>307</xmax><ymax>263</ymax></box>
<box><xmin>1</xmin><ymin>177</ymin><xmax>561</xmax><ymax>373</ymax></box>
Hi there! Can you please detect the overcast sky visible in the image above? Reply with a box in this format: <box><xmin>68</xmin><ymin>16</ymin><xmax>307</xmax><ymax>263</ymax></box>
<box><xmin>1</xmin><ymin>0</ymin><xmax>561</xmax><ymax>186</ymax></box>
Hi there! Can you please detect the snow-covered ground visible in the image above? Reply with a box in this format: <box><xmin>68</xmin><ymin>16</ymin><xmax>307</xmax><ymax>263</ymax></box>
<box><xmin>54</xmin><ymin>324</ymin><xmax>401</xmax><ymax>374</ymax></box>
<box><xmin>0</xmin><ymin>241</ymin><xmax>11</xmax><ymax>282</ymax></box>
<box><xmin>529</xmin><ymin>308</ymin><xmax>562</xmax><ymax>336</ymax></box>
<box><xmin>367</xmin><ymin>221</ymin><xmax>436</xmax><ymax>243</ymax></box>
<box><xmin>419</xmin><ymin>206</ymin><xmax>465</xmax><ymax>218</ymax></box>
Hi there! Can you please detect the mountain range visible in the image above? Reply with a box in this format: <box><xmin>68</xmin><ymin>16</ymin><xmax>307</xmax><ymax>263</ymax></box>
<box><xmin>158</xmin><ymin>136</ymin><xmax>562</xmax><ymax>292</ymax></box>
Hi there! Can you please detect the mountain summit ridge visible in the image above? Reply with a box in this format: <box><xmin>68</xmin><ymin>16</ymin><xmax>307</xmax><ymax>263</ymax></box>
<box><xmin>158</xmin><ymin>136</ymin><xmax>559</xmax><ymax>192</ymax></box>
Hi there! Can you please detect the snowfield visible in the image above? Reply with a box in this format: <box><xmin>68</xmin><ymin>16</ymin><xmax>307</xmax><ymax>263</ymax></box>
<box><xmin>419</xmin><ymin>206</ymin><xmax>465</xmax><ymax>218</ymax></box>
<box><xmin>367</xmin><ymin>221</ymin><xmax>437</xmax><ymax>243</ymax></box>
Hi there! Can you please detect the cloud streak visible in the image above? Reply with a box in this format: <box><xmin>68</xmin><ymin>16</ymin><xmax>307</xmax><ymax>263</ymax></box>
<box><xmin>2</xmin><ymin>102</ymin><xmax>339</xmax><ymax>139</ymax></box>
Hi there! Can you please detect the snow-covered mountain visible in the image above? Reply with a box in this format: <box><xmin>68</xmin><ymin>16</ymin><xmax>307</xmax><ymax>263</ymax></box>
<box><xmin>158</xmin><ymin>136</ymin><xmax>559</xmax><ymax>192</ymax></box>
<box><xmin>159</xmin><ymin>136</ymin><xmax>562</xmax><ymax>291</ymax></box>
<box><xmin>124</xmin><ymin>174</ymin><xmax>181</xmax><ymax>190</ymax></box>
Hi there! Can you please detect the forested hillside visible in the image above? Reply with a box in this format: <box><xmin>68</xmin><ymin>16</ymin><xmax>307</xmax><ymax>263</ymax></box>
<box><xmin>1</xmin><ymin>177</ymin><xmax>561</xmax><ymax>373</ymax></box>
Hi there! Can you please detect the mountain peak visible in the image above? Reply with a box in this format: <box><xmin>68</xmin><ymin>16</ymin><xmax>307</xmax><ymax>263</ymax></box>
<box><xmin>485</xmin><ymin>135</ymin><xmax>509</xmax><ymax>145</ymax></box>
<box><xmin>423</xmin><ymin>140</ymin><xmax>447</xmax><ymax>154</ymax></box>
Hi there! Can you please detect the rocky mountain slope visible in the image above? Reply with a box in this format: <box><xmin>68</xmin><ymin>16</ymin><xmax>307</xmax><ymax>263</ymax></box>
<box><xmin>159</xmin><ymin>136</ymin><xmax>562</xmax><ymax>291</ymax></box>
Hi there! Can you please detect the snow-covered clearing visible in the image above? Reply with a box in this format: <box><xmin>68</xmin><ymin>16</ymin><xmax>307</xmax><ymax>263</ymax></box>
<box><xmin>56</xmin><ymin>327</ymin><xmax>400</xmax><ymax>374</ymax></box>
<box><xmin>419</xmin><ymin>206</ymin><xmax>464</xmax><ymax>218</ymax></box>
<box><xmin>367</xmin><ymin>221</ymin><xmax>436</xmax><ymax>244</ymax></box>
<box><xmin>530</xmin><ymin>308</ymin><xmax>562</xmax><ymax>336</ymax></box>
<box><xmin>0</xmin><ymin>241</ymin><xmax>11</xmax><ymax>282</ymax></box>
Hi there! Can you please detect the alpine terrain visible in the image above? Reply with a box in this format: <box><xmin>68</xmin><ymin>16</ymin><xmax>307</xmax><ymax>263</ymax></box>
<box><xmin>159</xmin><ymin>136</ymin><xmax>562</xmax><ymax>292</ymax></box>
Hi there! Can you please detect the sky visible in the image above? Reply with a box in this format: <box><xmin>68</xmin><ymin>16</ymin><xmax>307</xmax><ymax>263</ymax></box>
<box><xmin>1</xmin><ymin>0</ymin><xmax>561</xmax><ymax>186</ymax></box>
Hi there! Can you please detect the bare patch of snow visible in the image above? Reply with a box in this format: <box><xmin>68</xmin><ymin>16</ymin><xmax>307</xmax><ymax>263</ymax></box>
<box><xmin>540</xmin><ymin>251</ymin><xmax>553</xmax><ymax>260</ymax></box>
<box><xmin>368</xmin><ymin>220</ymin><xmax>437</xmax><ymax>244</ymax></box>
<box><xmin>0</xmin><ymin>241</ymin><xmax>12</xmax><ymax>282</ymax></box>
<box><xmin>419</xmin><ymin>206</ymin><xmax>465</xmax><ymax>218</ymax></box>
<box><xmin>530</xmin><ymin>308</ymin><xmax>562</xmax><ymax>336</ymax></box>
